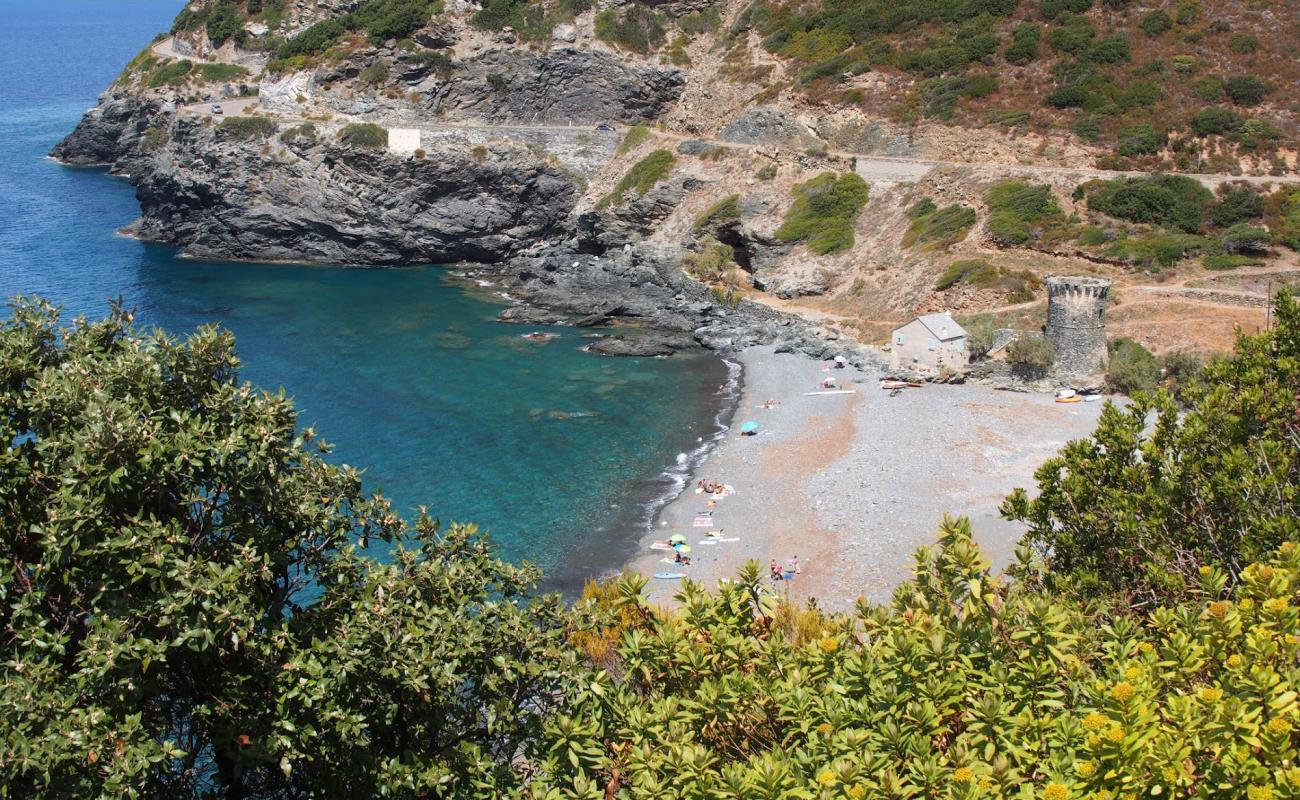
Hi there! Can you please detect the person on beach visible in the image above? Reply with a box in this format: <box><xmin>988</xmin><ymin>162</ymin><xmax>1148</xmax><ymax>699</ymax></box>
<box><xmin>784</xmin><ymin>557</ymin><xmax>800</xmax><ymax>582</ymax></box>
<box><xmin>770</xmin><ymin>560</ymin><xmax>783</xmax><ymax>582</ymax></box>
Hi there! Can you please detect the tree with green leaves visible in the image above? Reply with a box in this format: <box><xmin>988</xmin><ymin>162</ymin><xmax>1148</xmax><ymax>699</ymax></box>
<box><xmin>1003</xmin><ymin>291</ymin><xmax>1300</xmax><ymax>603</ymax></box>
<box><xmin>0</xmin><ymin>299</ymin><xmax>580</xmax><ymax>799</ymax></box>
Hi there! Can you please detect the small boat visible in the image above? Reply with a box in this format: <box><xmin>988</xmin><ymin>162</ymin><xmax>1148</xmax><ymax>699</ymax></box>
<box><xmin>1083</xmin><ymin>394</ymin><xmax>1103</xmax><ymax>402</ymax></box>
<box><xmin>880</xmin><ymin>380</ymin><xmax>907</xmax><ymax>390</ymax></box>
<box><xmin>1055</xmin><ymin>395</ymin><xmax>1082</xmax><ymax>404</ymax></box>
<box><xmin>654</xmin><ymin>572</ymin><xmax>687</xmax><ymax>579</ymax></box>
<box><xmin>905</xmin><ymin>381</ymin><xmax>924</xmax><ymax>388</ymax></box>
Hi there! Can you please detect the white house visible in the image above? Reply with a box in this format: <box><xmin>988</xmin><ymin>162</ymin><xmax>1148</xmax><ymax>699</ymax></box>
<box><xmin>889</xmin><ymin>313</ymin><xmax>967</xmax><ymax>373</ymax></box>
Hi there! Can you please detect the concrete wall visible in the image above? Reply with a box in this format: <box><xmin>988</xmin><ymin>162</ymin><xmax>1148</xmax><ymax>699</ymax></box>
<box><xmin>890</xmin><ymin>319</ymin><xmax>966</xmax><ymax>373</ymax></box>
<box><xmin>388</xmin><ymin>127</ymin><xmax>421</xmax><ymax>155</ymax></box>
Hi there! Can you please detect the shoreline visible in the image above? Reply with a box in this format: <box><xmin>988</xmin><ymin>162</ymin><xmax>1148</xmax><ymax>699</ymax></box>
<box><xmin>628</xmin><ymin>346</ymin><xmax>1109</xmax><ymax>610</ymax></box>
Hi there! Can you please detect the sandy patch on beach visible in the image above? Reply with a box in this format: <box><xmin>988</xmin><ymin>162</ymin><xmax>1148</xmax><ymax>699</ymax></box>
<box><xmin>627</xmin><ymin>346</ymin><xmax>1107</xmax><ymax>610</ymax></box>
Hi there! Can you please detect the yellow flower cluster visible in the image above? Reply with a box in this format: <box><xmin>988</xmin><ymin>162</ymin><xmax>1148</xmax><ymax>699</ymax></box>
<box><xmin>954</xmin><ymin>767</ymin><xmax>974</xmax><ymax>782</ymax></box>
<box><xmin>1123</xmin><ymin>666</ymin><xmax>1141</xmax><ymax>681</ymax></box>
<box><xmin>1208</xmin><ymin>601</ymin><xmax>1229</xmax><ymax>618</ymax></box>
<box><xmin>1267</xmin><ymin>717</ymin><xmax>1291</xmax><ymax>736</ymax></box>
<box><xmin>1076</xmin><ymin>761</ymin><xmax>1096</xmax><ymax>778</ymax></box>
<box><xmin>1200</xmin><ymin>686</ymin><xmax>1223</xmax><ymax>702</ymax></box>
<box><xmin>1082</xmin><ymin>712</ymin><xmax>1107</xmax><ymax>731</ymax></box>
<box><xmin>1044</xmin><ymin>782</ymin><xmax>1069</xmax><ymax>800</ymax></box>
<box><xmin>847</xmin><ymin>786</ymin><xmax>865</xmax><ymax>800</ymax></box>
<box><xmin>818</xmin><ymin>637</ymin><xmax>839</xmax><ymax>654</ymax></box>
<box><xmin>1247</xmin><ymin>786</ymin><xmax>1274</xmax><ymax>800</ymax></box>
<box><xmin>817</xmin><ymin>722</ymin><xmax>834</xmax><ymax>735</ymax></box>
<box><xmin>1105</xmin><ymin>726</ymin><xmax>1125</xmax><ymax>744</ymax></box>
<box><xmin>1227</xmin><ymin>654</ymin><xmax>1244</xmax><ymax>668</ymax></box>
<box><xmin>1110</xmin><ymin>682</ymin><xmax>1135</xmax><ymax>702</ymax></box>
<box><xmin>818</xmin><ymin>770</ymin><xmax>835</xmax><ymax>786</ymax></box>
<box><xmin>1265</xmin><ymin>597</ymin><xmax>1289</xmax><ymax>613</ymax></box>
<box><xmin>1240</xmin><ymin>598</ymin><xmax>1256</xmax><ymax>611</ymax></box>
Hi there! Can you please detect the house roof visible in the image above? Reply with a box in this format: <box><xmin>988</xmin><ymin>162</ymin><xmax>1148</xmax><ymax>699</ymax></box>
<box><xmin>912</xmin><ymin>313</ymin><xmax>966</xmax><ymax>341</ymax></box>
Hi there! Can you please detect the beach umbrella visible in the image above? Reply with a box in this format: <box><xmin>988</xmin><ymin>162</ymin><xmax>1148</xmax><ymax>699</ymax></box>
<box><xmin>834</xmin><ymin>355</ymin><xmax>846</xmax><ymax>365</ymax></box>
<box><xmin>739</xmin><ymin>420</ymin><xmax>759</xmax><ymax>434</ymax></box>
<box><xmin>674</xmin><ymin>545</ymin><xmax>692</xmax><ymax>553</ymax></box>
<box><xmin>668</xmin><ymin>533</ymin><xmax>688</xmax><ymax>543</ymax></box>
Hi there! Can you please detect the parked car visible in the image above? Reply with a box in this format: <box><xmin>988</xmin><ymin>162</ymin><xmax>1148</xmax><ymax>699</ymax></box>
<box><xmin>211</xmin><ymin>104</ymin><xmax>224</xmax><ymax>115</ymax></box>
<box><xmin>595</xmin><ymin>122</ymin><xmax>614</xmax><ymax>131</ymax></box>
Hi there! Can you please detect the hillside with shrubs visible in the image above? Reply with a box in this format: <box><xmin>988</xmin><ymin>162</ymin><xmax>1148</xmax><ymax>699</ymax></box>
<box><xmin>3</xmin><ymin>291</ymin><xmax>1299</xmax><ymax>797</ymax></box>
<box><xmin>71</xmin><ymin>0</ymin><xmax>1300</xmax><ymax>365</ymax></box>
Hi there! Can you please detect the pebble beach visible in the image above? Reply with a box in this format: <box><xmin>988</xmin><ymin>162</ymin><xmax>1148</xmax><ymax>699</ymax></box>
<box><xmin>627</xmin><ymin>346</ymin><xmax>1109</xmax><ymax>610</ymax></box>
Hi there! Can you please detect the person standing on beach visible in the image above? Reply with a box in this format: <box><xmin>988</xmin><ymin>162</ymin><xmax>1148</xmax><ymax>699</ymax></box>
<box><xmin>784</xmin><ymin>557</ymin><xmax>799</xmax><ymax>582</ymax></box>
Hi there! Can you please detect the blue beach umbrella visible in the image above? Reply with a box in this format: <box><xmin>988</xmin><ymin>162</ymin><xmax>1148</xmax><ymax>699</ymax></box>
<box><xmin>739</xmin><ymin>420</ymin><xmax>759</xmax><ymax>434</ymax></box>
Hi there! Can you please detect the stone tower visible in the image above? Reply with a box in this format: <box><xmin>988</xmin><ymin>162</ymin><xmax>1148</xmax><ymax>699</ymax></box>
<box><xmin>1045</xmin><ymin>276</ymin><xmax>1111</xmax><ymax>378</ymax></box>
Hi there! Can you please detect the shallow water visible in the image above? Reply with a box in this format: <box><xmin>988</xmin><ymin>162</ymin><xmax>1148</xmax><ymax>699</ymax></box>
<box><xmin>0</xmin><ymin>0</ymin><xmax>728</xmax><ymax>590</ymax></box>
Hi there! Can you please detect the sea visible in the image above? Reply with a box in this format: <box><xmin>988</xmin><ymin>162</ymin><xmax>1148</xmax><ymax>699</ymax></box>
<box><xmin>0</xmin><ymin>0</ymin><xmax>734</xmax><ymax>593</ymax></box>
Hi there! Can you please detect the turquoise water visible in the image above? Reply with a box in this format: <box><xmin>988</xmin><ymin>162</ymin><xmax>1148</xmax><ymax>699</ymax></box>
<box><xmin>0</xmin><ymin>0</ymin><xmax>729</xmax><ymax>590</ymax></box>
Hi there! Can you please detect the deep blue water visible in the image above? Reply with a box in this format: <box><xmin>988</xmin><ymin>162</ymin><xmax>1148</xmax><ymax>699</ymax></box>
<box><xmin>0</xmin><ymin>0</ymin><xmax>729</xmax><ymax>590</ymax></box>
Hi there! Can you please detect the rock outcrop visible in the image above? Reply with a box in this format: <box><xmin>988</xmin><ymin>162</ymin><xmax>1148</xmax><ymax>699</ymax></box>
<box><xmin>429</xmin><ymin>48</ymin><xmax>685</xmax><ymax>124</ymax></box>
<box><xmin>126</xmin><ymin>118</ymin><xmax>579</xmax><ymax>265</ymax></box>
<box><xmin>51</xmin><ymin>91</ymin><xmax>167</xmax><ymax>171</ymax></box>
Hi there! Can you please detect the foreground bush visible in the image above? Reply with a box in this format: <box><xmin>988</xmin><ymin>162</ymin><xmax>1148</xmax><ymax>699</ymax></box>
<box><xmin>533</xmin><ymin>516</ymin><xmax>1300</xmax><ymax>800</ymax></box>
<box><xmin>218</xmin><ymin>115</ymin><xmax>277</xmax><ymax>140</ymax></box>
<box><xmin>1005</xmin><ymin>292</ymin><xmax>1300</xmax><ymax>601</ymax></box>
<box><xmin>0</xmin><ymin>300</ymin><xmax>579</xmax><ymax>798</ymax></box>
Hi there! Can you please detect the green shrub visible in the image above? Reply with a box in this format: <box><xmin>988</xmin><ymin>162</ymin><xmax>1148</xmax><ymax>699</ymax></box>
<box><xmin>280</xmin><ymin>122</ymin><xmax>317</xmax><ymax>144</ymax></box>
<box><xmin>1191</xmin><ymin>106</ymin><xmax>1238</xmax><ymax>136</ymax></box>
<box><xmin>338</xmin><ymin>122</ymin><xmax>388</xmax><ymax>148</ymax></box>
<box><xmin>1223</xmin><ymin>74</ymin><xmax>1270</xmax><ymax>106</ymax></box>
<box><xmin>1140</xmin><ymin>10</ymin><xmax>1172</xmax><ymax>37</ymax></box>
<box><xmin>774</xmin><ymin>172</ymin><xmax>870</xmax><ymax>255</ymax></box>
<box><xmin>693</xmin><ymin>194</ymin><xmax>741</xmax><ymax>233</ymax></box>
<box><xmin>602</xmin><ymin>149</ymin><xmax>675</xmax><ymax>207</ymax></box>
<box><xmin>1160</xmin><ymin>349</ymin><xmax>1204</xmax><ymax>400</ymax></box>
<box><xmin>1005</xmin><ymin>22</ymin><xmax>1041</xmax><ymax>64</ymax></box>
<box><xmin>199</xmin><ymin>63</ymin><xmax>249</xmax><ymax>83</ymax></box>
<box><xmin>1171</xmin><ymin>54</ymin><xmax>1197</xmax><ymax>73</ymax></box>
<box><xmin>936</xmin><ymin>260</ymin><xmax>1040</xmax><ymax>301</ymax></box>
<box><xmin>1266</xmin><ymin>187</ymin><xmax>1300</xmax><ymax>250</ymax></box>
<box><xmin>679</xmin><ymin>7</ymin><xmax>720</xmax><ymax>34</ymax></box>
<box><xmin>146</xmin><ymin>59</ymin><xmax>193</xmax><ymax>88</ymax></box>
<box><xmin>682</xmin><ymin>237</ymin><xmax>736</xmax><ymax>281</ymax></box>
<box><xmin>1072</xmin><ymin>116</ymin><xmax>1101</xmax><ymax>141</ymax></box>
<box><xmin>985</xmin><ymin>180</ymin><xmax>1064</xmax><ymax>245</ymax></box>
<box><xmin>1220</xmin><ymin>223</ymin><xmax>1271</xmax><ymax>254</ymax></box>
<box><xmin>355</xmin><ymin>0</ymin><xmax>440</xmax><ymax>45</ymax></box>
<box><xmin>1045</xmin><ymin>82</ymin><xmax>1089</xmax><ymax>108</ymax></box>
<box><xmin>615</xmin><ymin>123</ymin><xmax>649</xmax><ymax>155</ymax></box>
<box><xmin>1084</xmin><ymin>174</ymin><xmax>1213</xmax><ymax>233</ymax></box>
<box><xmin>140</xmin><ymin>126</ymin><xmax>169</xmax><ymax>153</ymax></box>
<box><xmin>1005</xmin><ymin>334</ymin><xmax>1055</xmax><ymax>378</ymax></box>
<box><xmin>1232</xmin><ymin>118</ymin><xmax>1282</xmax><ymax>150</ymax></box>
<box><xmin>1228</xmin><ymin>33</ymin><xmax>1259</xmax><ymax>54</ymax></box>
<box><xmin>1106</xmin><ymin>336</ymin><xmax>1160</xmax><ymax>394</ymax></box>
<box><xmin>961</xmin><ymin>314</ymin><xmax>999</xmax><ymax>359</ymax></box>
<box><xmin>1039</xmin><ymin>0</ymin><xmax>1093</xmax><ymax>20</ymax></box>
<box><xmin>1048</xmin><ymin>15</ymin><xmax>1096</xmax><ymax>55</ymax></box>
<box><xmin>917</xmin><ymin>74</ymin><xmax>998</xmax><ymax>119</ymax></box>
<box><xmin>594</xmin><ymin>5</ymin><xmax>665</xmax><ymax>54</ymax></box>
<box><xmin>903</xmin><ymin>203</ymin><xmax>976</xmax><ymax>250</ymax></box>
<box><xmin>360</xmin><ymin>62</ymin><xmax>390</xmax><ymax>84</ymax></box>
<box><xmin>1192</xmin><ymin>75</ymin><xmax>1223</xmax><ymax>101</ymax></box>
<box><xmin>1116</xmin><ymin>123</ymin><xmax>1160</xmax><ymax>157</ymax></box>
<box><xmin>277</xmin><ymin>16</ymin><xmax>353</xmax><ymax>60</ymax></box>
<box><xmin>755</xmin><ymin>163</ymin><xmax>778</xmax><ymax>181</ymax></box>
<box><xmin>1202</xmin><ymin>253</ymin><xmax>1263</xmax><ymax>270</ymax></box>
<box><xmin>1209</xmin><ymin>186</ymin><xmax>1264</xmax><ymax>227</ymax></box>
<box><xmin>205</xmin><ymin>2</ymin><xmax>246</xmax><ymax>47</ymax></box>
<box><xmin>217</xmin><ymin>115</ymin><xmax>277</xmax><ymax>140</ymax></box>
<box><xmin>1088</xmin><ymin>34</ymin><xmax>1131</xmax><ymax>64</ymax></box>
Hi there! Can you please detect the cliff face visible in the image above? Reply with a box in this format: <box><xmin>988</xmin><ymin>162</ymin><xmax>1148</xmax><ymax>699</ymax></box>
<box><xmin>126</xmin><ymin>117</ymin><xmax>579</xmax><ymax>265</ymax></box>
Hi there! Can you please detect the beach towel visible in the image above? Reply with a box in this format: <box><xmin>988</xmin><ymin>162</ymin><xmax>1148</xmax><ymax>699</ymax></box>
<box><xmin>693</xmin><ymin>516</ymin><xmax>712</xmax><ymax>527</ymax></box>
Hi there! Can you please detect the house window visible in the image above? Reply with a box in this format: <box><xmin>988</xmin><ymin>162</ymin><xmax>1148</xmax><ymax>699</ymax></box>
<box><xmin>894</xmin><ymin>332</ymin><xmax>905</xmax><ymax>345</ymax></box>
